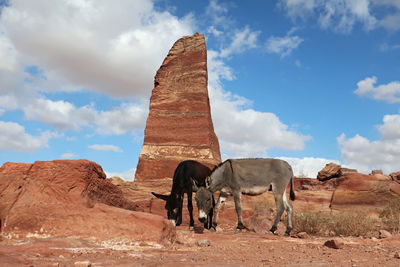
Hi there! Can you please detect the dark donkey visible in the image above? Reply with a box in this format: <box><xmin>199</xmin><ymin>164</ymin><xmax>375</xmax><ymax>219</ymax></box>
<box><xmin>152</xmin><ymin>160</ymin><xmax>214</xmax><ymax>230</ymax></box>
<box><xmin>195</xmin><ymin>158</ymin><xmax>295</xmax><ymax>235</ymax></box>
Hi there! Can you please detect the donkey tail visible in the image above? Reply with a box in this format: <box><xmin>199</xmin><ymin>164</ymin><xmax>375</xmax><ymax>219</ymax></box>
<box><xmin>290</xmin><ymin>175</ymin><xmax>296</xmax><ymax>201</ymax></box>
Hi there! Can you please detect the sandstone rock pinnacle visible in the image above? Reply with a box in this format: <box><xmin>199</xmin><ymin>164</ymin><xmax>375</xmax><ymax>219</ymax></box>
<box><xmin>135</xmin><ymin>33</ymin><xmax>221</xmax><ymax>181</ymax></box>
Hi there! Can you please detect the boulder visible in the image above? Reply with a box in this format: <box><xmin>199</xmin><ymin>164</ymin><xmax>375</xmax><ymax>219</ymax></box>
<box><xmin>135</xmin><ymin>33</ymin><xmax>221</xmax><ymax>182</ymax></box>
<box><xmin>317</xmin><ymin>163</ymin><xmax>341</xmax><ymax>181</ymax></box>
<box><xmin>390</xmin><ymin>172</ymin><xmax>400</xmax><ymax>182</ymax></box>
<box><xmin>317</xmin><ymin>163</ymin><xmax>357</xmax><ymax>181</ymax></box>
<box><xmin>371</xmin><ymin>170</ymin><xmax>384</xmax><ymax>175</ymax></box>
<box><xmin>324</xmin><ymin>239</ymin><xmax>344</xmax><ymax>249</ymax></box>
<box><xmin>0</xmin><ymin>160</ymin><xmax>175</xmax><ymax>244</ymax></box>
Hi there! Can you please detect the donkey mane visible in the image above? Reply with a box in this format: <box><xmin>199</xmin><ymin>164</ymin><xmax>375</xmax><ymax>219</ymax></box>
<box><xmin>211</xmin><ymin>159</ymin><xmax>231</xmax><ymax>173</ymax></box>
<box><xmin>211</xmin><ymin>158</ymin><xmax>265</xmax><ymax>174</ymax></box>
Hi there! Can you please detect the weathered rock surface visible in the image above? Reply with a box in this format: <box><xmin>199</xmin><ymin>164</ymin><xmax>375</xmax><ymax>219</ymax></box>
<box><xmin>135</xmin><ymin>33</ymin><xmax>221</xmax><ymax>182</ymax></box>
<box><xmin>317</xmin><ymin>163</ymin><xmax>341</xmax><ymax>181</ymax></box>
<box><xmin>0</xmin><ymin>160</ymin><xmax>175</xmax><ymax>243</ymax></box>
<box><xmin>324</xmin><ymin>239</ymin><xmax>344</xmax><ymax>249</ymax></box>
<box><xmin>317</xmin><ymin>163</ymin><xmax>357</xmax><ymax>181</ymax></box>
<box><xmin>330</xmin><ymin>173</ymin><xmax>400</xmax><ymax>212</ymax></box>
<box><xmin>390</xmin><ymin>172</ymin><xmax>400</xmax><ymax>182</ymax></box>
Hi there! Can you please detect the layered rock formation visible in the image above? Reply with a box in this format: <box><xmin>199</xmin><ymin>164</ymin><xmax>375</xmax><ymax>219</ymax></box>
<box><xmin>135</xmin><ymin>33</ymin><xmax>221</xmax><ymax>182</ymax></box>
<box><xmin>0</xmin><ymin>160</ymin><xmax>175</xmax><ymax>243</ymax></box>
<box><xmin>317</xmin><ymin>163</ymin><xmax>357</xmax><ymax>181</ymax></box>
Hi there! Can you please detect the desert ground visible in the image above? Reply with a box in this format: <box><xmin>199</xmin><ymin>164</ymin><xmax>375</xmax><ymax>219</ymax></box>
<box><xmin>1</xmin><ymin>224</ymin><xmax>400</xmax><ymax>267</ymax></box>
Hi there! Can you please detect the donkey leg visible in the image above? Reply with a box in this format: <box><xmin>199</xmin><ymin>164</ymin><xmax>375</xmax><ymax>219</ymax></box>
<box><xmin>233</xmin><ymin>191</ymin><xmax>245</xmax><ymax>231</ymax></box>
<box><xmin>176</xmin><ymin>194</ymin><xmax>183</xmax><ymax>226</ymax></box>
<box><xmin>206</xmin><ymin>205</ymin><xmax>214</xmax><ymax>229</ymax></box>
<box><xmin>187</xmin><ymin>191</ymin><xmax>195</xmax><ymax>230</ymax></box>
<box><xmin>282</xmin><ymin>191</ymin><xmax>293</xmax><ymax>236</ymax></box>
<box><xmin>270</xmin><ymin>192</ymin><xmax>284</xmax><ymax>234</ymax></box>
<box><xmin>212</xmin><ymin>192</ymin><xmax>228</xmax><ymax>230</ymax></box>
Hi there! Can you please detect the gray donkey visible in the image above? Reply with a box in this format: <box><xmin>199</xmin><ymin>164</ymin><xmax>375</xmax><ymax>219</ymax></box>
<box><xmin>195</xmin><ymin>158</ymin><xmax>295</xmax><ymax>235</ymax></box>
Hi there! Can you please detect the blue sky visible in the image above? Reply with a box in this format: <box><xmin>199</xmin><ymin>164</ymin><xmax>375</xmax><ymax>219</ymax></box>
<box><xmin>1</xmin><ymin>0</ymin><xmax>399</xmax><ymax>179</ymax></box>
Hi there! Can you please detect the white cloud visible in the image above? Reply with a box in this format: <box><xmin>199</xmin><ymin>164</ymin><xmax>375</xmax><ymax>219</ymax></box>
<box><xmin>94</xmin><ymin>102</ymin><xmax>148</xmax><ymax>135</ymax></box>
<box><xmin>279</xmin><ymin>0</ymin><xmax>377</xmax><ymax>33</ymax></box>
<box><xmin>266</xmin><ymin>34</ymin><xmax>303</xmax><ymax>57</ymax></box>
<box><xmin>377</xmin><ymin>114</ymin><xmax>400</xmax><ymax>140</ymax></box>
<box><xmin>207</xmin><ymin>35</ymin><xmax>311</xmax><ymax>158</ymax></box>
<box><xmin>0</xmin><ymin>121</ymin><xmax>57</xmax><ymax>152</ymax></box>
<box><xmin>89</xmin><ymin>144</ymin><xmax>123</xmax><ymax>152</ymax></box>
<box><xmin>379</xmin><ymin>42</ymin><xmax>400</xmax><ymax>51</ymax></box>
<box><xmin>338</xmin><ymin>114</ymin><xmax>400</xmax><ymax>173</ymax></box>
<box><xmin>0</xmin><ymin>0</ymin><xmax>195</xmax><ymax>98</ymax></box>
<box><xmin>105</xmin><ymin>168</ymin><xmax>136</xmax><ymax>181</ymax></box>
<box><xmin>380</xmin><ymin>12</ymin><xmax>400</xmax><ymax>31</ymax></box>
<box><xmin>278</xmin><ymin>157</ymin><xmax>340</xmax><ymax>178</ymax></box>
<box><xmin>4</xmin><ymin>96</ymin><xmax>148</xmax><ymax>134</ymax></box>
<box><xmin>354</xmin><ymin>76</ymin><xmax>400</xmax><ymax>103</ymax></box>
<box><xmin>207</xmin><ymin>26</ymin><xmax>223</xmax><ymax>37</ymax></box>
<box><xmin>205</xmin><ymin>0</ymin><xmax>233</xmax><ymax>29</ymax></box>
<box><xmin>61</xmin><ymin>153</ymin><xmax>79</xmax><ymax>159</ymax></box>
<box><xmin>23</xmin><ymin>98</ymin><xmax>96</xmax><ymax>130</ymax></box>
<box><xmin>210</xmin><ymin>86</ymin><xmax>311</xmax><ymax>157</ymax></box>
<box><xmin>219</xmin><ymin>27</ymin><xmax>260</xmax><ymax>58</ymax></box>
<box><xmin>0</xmin><ymin>35</ymin><xmax>18</xmax><ymax>72</ymax></box>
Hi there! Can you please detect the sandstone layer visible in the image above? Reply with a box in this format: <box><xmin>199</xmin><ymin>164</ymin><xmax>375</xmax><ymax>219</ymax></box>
<box><xmin>0</xmin><ymin>160</ymin><xmax>175</xmax><ymax>244</ymax></box>
<box><xmin>135</xmin><ymin>33</ymin><xmax>221</xmax><ymax>182</ymax></box>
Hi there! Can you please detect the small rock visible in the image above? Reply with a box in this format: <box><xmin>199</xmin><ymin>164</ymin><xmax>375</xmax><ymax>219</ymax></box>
<box><xmin>74</xmin><ymin>260</ymin><xmax>92</xmax><ymax>267</ymax></box>
<box><xmin>295</xmin><ymin>232</ymin><xmax>309</xmax><ymax>239</ymax></box>
<box><xmin>196</xmin><ymin>239</ymin><xmax>211</xmax><ymax>247</ymax></box>
<box><xmin>379</xmin><ymin>229</ymin><xmax>392</xmax><ymax>239</ymax></box>
<box><xmin>324</xmin><ymin>239</ymin><xmax>344</xmax><ymax>249</ymax></box>
<box><xmin>193</xmin><ymin>226</ymin><xmax>204</xmax><ymax>234</ymax></box>
<box><xmin>394</xmin><ymin>252</ymin><xmax>400</xmax><ymax>259</ymax></box>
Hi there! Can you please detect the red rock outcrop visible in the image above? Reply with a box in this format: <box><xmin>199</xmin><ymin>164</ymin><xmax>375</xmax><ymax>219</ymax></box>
<box><xmin>292</xmin><ymin>173</ymin><xmax>400</xmax><ymax>214</ymax></box>
<box><xmin>0</xmin><ymin>160</ymin><xmax>175</xmax><ymax>243</ymax></box>
<box><xmin>317</xmin><ymin>163</ymin><xmax>357</xmax><ymax>181</ymax></box>
<box><xmin>330</xmin><ymin>173</ymin><xmax>400</xmax><ymax>212</ymax></box>
<box><xmin>390</xmin><ymin>172</ymin><xmax>400</xmax><ymax>182</ymax></box>
<box><xmin>135</xmin><ymin>33</ymin><xmax>221</xmax><ymax>182</ymax></box>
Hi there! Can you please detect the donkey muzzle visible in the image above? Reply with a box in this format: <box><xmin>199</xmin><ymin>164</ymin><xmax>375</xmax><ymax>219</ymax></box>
<box><xmin>198</xmin><ymin>210</ymin><xmax>207</xmax><ymax>223</ymax></box>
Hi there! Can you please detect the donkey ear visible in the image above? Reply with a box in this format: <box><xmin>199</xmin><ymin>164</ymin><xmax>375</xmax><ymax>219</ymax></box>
<box><xmin>205</xmin><ymin>176</ymin><xmax>211</xmax><ymax>188</ymax></box>
<box><xmin>151</xmin><ymin>192</ymin><xmax>169</xmax><ymax>201</ymax></box>
<box><xmin>192</xmin><ymin>178</ymin><xmax>199</xmax><ymax>191</ymax></box>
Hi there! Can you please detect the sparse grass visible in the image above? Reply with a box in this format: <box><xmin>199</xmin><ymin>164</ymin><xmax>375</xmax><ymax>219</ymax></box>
<box><xmin>294</xmin><ymin>212</ymin><xmax>377</xmax><ymax>237</ymax></box>
<box><xmin>380</xmin><ymin>198</ymin><xmax>400</xmax><ymax>234</ymax></box>
<box><xmin>252</xmin><ymin>198</ymin><xmax>275</xmax><ymax>213</ymax></box>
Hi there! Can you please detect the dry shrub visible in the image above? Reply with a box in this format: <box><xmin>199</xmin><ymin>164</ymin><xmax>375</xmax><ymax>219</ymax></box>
<box><xmin>294</xmin><ymin>212</ymin><xmax>376</xmax><ymax>237</ymax></box>
<box><xmin>252</xmin><ymin>198</ymin><xmax>275</xmax><ymax>213</ymax></box>
<box><xmin>380</xmin><ymin>198</ymin><xmax>400</xmax><ymax>234</ymax></box>
<box><xmin>332</xmin><ymin>213</ymin><xmax>376</xmax><ymax>237</ymax></box>
<box><xmin>293</xmin><ymin>213</ymin><xmax>330</xmax><ymax>235</ymax></box>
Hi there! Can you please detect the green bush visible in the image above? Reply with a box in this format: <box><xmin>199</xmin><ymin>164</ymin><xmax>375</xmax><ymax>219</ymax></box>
<box><xmin>380</xmin><ymin>198</ymin><xmax>400</xmax><ymax>234</ymax></box>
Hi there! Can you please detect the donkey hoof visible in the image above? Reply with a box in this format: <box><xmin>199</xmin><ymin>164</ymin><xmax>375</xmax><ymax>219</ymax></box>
<box><xmin>268</xmin><ymin>230</ymin><xmax>277</xmax><ymax>235</ymax></box>
<box><xmin>209</xmin><ymin>226</ymin><xmax>216</xmax><ymax>232</ymax></box>
<box><xmin>284</xmin><ymin>231</ymin><xmax>291</xmax><ymax>237</ymax></box>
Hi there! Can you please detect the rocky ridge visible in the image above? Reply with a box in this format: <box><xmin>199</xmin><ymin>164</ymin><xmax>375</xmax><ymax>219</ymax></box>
<box><xmin>0</xmin><ymin>160</ymin><xmax>175</xmax><ymax>244</ymax></box>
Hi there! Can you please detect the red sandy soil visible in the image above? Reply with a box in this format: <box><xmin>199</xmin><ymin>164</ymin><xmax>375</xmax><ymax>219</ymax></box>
<box><xmin>1</xmin><ymin>226</ymin><xmax>399</xmax><ymax>267</ymax></box>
